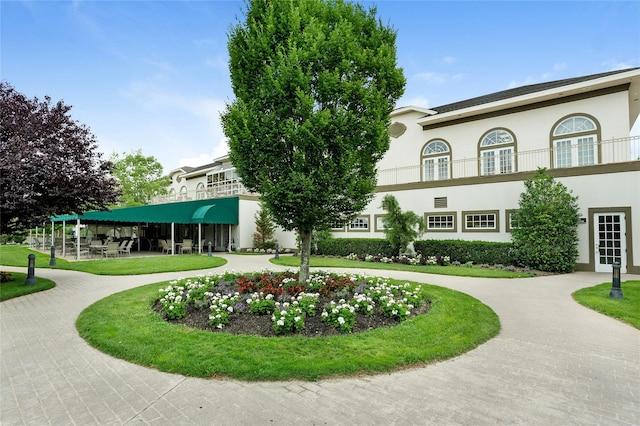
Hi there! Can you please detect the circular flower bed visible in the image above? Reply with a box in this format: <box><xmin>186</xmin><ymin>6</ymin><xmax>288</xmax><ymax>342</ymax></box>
<box><xmin>154</xmin><ymin>270</ymin><xmax>430</xmax><ymax>337</ymax></box>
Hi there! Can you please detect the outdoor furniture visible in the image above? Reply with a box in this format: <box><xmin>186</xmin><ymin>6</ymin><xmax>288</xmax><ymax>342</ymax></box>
<box><xmin>159</xmin><ymin>239</ymin><xmax>172</xmax><ymax>255</ymax></box>
<box><xmin>104</xmin><ymin>242</ymin><xmax>120</xmax><ymax>258</ymax></box>
<box><xmin>119</xmin><ymin>240</ymin><xmax>134</xmax><ymax>256</ymax></box>
<box><xmin>72</xmin><ymin>241</ymin><xmax>91</xmax><ymax>259</ymax></box>
<box><xmin>180</xmin><ymin>239</ymin><xmax>193</xmax><ymax>254</ymax></box>
<box><xmin>89</xmin><ymin>243</ymin><xmax>108</xmax><ymax>258</ymax></box>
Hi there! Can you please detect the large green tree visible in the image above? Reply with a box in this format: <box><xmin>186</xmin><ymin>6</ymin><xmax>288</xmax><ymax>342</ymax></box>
<box><xmin>381</xmin><ymin>194</ymin><xmax>425</xmax><ymax>255</ymax></box>
<box><xmin>511</xmin><ymin>168</ymin><xmax>580</xmax><ymax>273</ymax></box>
<box><xmin>221</xmin><ymin>0</ymin><xmax>405</xmax><ymax>283</ymax></box>
<box><xmin>109</xmin><ymin>150</ymin><xmax>169</xmax><ymax>207</ymax></box>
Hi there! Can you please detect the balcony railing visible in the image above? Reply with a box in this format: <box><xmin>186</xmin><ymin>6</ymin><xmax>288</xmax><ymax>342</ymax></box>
<box><xmin>150</xmin><ymin>136</ymin><xmax>638</xmax><ymax>205</ymax></box>
<box><xmin>150</xmin><ymin>180</ymin><xmax>251</xmax><ymax>205</ymax></box>
<box><xmin>377</xmin><ymin>136</ymin><xmax>639</xmax><ymax>187</ymax></box>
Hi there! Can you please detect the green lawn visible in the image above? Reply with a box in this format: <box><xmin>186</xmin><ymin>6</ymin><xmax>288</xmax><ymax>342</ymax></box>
<box><xmin>271</xmin><ymin>255</ymin><xmax>535</xmax><ymax>278</ymax></box>
<box><xmin>76</xmin><ymin>277</ymin><xmax>500</xmax><ymax>381</ymax></box>
<box><xmin>0</xmin><ymin>245</ymin><xmax>227</xmax><ymax>275</ymax></box>
<box><xmin>572</xmin><ymin>280</ymin><xmax>640</xmax><ymax>329</ymax></box>
<box><xmin>0</xmin><ymin>272</ymin><xmax>56</xmax><ymax>301</ymax></box>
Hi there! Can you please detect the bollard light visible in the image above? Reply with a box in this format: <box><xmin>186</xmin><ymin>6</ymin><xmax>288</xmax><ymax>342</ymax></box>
<box><xmin>208</xmin><ymin>241</ymin><xmax>212</xmax><ymax>257</ymax></box>
<box><xmin>49</xmin><ymin>245</ymin><xmax>57</xmax><ymax>266</ymax></box>
<box><xmin>274</xmin><ymin>242</ymin><xmax>280</xmax><ymax>260</ymax></box>
<box><xmin>609</xmin><ymin>262</ymin><xmax>623</xmax><ymax>299</ymax></box>
<box><xmin>25</xmin><ymin>254</ymin><xmax>37</xmax><ymax>285</ymax></box>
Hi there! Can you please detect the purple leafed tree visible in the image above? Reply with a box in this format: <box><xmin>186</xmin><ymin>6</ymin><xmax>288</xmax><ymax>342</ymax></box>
<box><xmin>0</xmin><ymin>82</ymin><xmax>121</xmax><ymax>233</ymax></box>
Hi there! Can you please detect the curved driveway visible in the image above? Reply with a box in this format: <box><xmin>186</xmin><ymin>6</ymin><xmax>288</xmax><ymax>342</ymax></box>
<box><xmin>1</xmin><ymin>255</ymin><xmax>638</xmax><ymax>425</ymax></box>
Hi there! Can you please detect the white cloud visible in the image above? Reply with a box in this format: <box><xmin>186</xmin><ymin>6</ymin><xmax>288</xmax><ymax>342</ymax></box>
<box><xmin>413</xmin><ymin>72</ymin><xmax>464</xmax><ymax>84</ymax></box>
<box><xmin>442</xmin><ymin>56</ymin><xmax>457</xmax><ymax>65</ymax></box>
<box><xmin>178</xmin><ymin>139</ymin><xmax>229</xmax><ymax>168</ymax></box>
<box><xmin>506</xmin><ymin>63</ymin><xmax>569</xmax><ymax>89</ymax></box>
<box><xmin>397</xmin><ymin>95</ymin><xmax>430</xmax><ymax>109</ymax></box>
<box><xmin>601</xmin><ymin>59</ymin><xmax>639</xmax><ymax>70</ymax></box>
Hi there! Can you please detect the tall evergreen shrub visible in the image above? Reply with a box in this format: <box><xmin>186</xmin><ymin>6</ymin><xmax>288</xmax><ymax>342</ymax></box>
<box><xmin>511</xmin><ymin>168</ymin><xmax>580</xmax><ymax>273</ymax></box>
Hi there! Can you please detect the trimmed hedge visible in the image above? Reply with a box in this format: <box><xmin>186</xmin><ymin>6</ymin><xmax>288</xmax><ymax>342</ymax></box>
<box><xmin>316</xmin><ymin>238</ymin><xmax>395</xmax><ymax>257</ymax></box>
<box><xmin>414</xmin><ymin>240</ymin><xmax>515</xmax><ymax>265</ymax></box>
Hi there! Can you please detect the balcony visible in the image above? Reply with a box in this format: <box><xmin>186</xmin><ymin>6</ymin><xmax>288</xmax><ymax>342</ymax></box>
<box><xmin>376</xmin><ymin>136</ymin><xmax>639</xmax><ymax>187</ymax></box>
<box><xmin>150</xmin><ymin>180</ymin><xmax>251</xmax><ymax>205</ymax></box>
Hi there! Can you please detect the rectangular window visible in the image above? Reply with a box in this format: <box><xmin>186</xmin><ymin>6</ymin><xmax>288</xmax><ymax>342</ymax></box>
<box><xmin>423</xmin><ymin>155</ymin><xmax>449</xmax><ymax>181</ymax></box>
<box><xmin>554</xmin><ymin>136</ymin><xmax>597</xmax><ymax>168</ymax></box>
<box><xmin>481</xmin><ymin>148</ymin><xmax>514</xmax><ymax>175</ymax></box>
<box><xmin>577</xmin><ymin>137</ymin><xmax>595</xmax><ymax>166</ymax></box>
<box><xmin>425</xmin><ymin>212</ymin><xmax>457</xmax><ymax>233</ymax></box>
<box><xmin>330</xmin><ymin>221</ymin><xmax>345</xmax><ymax>231</ymax></box>
<box><xmin>373</xmin><ymin>215</ymin><xmax>386</xmax><ymax>232</ymax></box>
<box><xmin>506</xmin><ymin>209</ymin><xmax>519</xmax><ymax>233</ymax></box>
<box><xmin>462</xmin><ymin>210</ymin><xmax>499</xmax><ymax>232</ymax></box>
<box><xmin>348</xmin><ymin>215</ymin><xmax>370</xmax><ymax>232</ymax></box>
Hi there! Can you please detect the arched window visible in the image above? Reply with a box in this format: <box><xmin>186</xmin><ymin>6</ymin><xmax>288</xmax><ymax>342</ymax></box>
<box><xmin>168</xmin><ymin>188</ymin><xmax>176</xmax><ymax>201</ymax></box>
<box><xmin>421</xmin><ymin>139</ymin><xmax>451</xmax><ymax>181</ymax></box>
<box><xmin>196</xmin><ymin>183</ymin><xmax>206</xmax><ymax>200</ymax></box>
<box><xmin>478</xmin><ymin>129</ymin><xmax>516</xmax><ymax>176</ymax></box>
<box><xmin>552</xmin><ymin>115</ymin><xmax>599</xmax><ymax>168</ymax></box>
<box><xmin>179</xmin><ymin>186</ymin><xmax>188</xmax><ymax>201</ymax></box>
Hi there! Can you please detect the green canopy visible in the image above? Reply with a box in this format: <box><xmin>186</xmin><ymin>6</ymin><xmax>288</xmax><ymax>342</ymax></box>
<box><xmin>51</xmin><ymin>196</ymin><xmax>239</xmax><ymax>225</ymax></box>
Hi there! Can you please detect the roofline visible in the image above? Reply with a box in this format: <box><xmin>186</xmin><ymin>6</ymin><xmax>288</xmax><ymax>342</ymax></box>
<box><xmin>391</xmin><ymin>106</ymin><xmax>437</xmax><ymax>117</ymax></box>
<box><xmin>417</xmin><ymin>68</ymin><xmax>640</xmax><ymax>127</ymax></box>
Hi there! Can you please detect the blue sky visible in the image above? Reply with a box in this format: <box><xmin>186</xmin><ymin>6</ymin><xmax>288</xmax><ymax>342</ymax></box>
<box><xmin>3</xmin><ymin>0</ymin><xmax>639</xmax><ymax>172</ymax></box>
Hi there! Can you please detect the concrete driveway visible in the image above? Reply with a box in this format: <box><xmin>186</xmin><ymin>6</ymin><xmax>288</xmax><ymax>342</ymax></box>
<box><xmin>1</xmin><ymin>254</ymin><xmax>638</xmax><ymax>425</ymax></box>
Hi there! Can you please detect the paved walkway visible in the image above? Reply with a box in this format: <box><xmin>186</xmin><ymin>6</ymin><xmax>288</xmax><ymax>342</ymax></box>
<box><xmin>1</xmin><ymin>255</ymin><xmax>638</xmax><ymax>425</ymax></box>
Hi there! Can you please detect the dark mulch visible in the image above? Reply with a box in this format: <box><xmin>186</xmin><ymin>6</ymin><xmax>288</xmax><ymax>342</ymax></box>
<box><xmin>153</xmin><ymin>296</ymin><xmax>431</xmax><ymax>338</ymax></box>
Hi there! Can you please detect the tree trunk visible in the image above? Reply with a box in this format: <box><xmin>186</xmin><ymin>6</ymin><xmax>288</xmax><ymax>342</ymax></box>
<box><xmin>298</xmin><ymin>228</ymin><xmax>312</xmax><ymax>285</ymax></box>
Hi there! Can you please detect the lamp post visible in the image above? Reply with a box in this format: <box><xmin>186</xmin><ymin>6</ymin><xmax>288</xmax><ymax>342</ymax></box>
<box><xmin>609</xmin><ymin>262</ymin><xmax>623</xmax><ymax>299</ymax></box>
<box><xmin>25</xmin><ymin>254</ymin><xmax>36</xmax><ymax>285</ymax></box>
<box><xmin>208</xmin><ymin>241</ymin><xmax>212</xmax><ymax>257</ymax></box>
<box><xmin>274</xmin><ymin>242</ymin><xmax>280</xmax><ymax>260</ymax></box>
<box><xmin>49</xmin><ymin>244</ymin><xmax>57</xmax><ymax>266</ymax></box>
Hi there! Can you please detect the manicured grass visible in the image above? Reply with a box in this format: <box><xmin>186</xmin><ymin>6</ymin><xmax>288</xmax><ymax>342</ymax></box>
<box><xmin>0</xmin><ymin>245</ymin><xmax>227</xmax><ymax>275</ymax></box>
<box><xmin>572</xmin><ymin>281</ymin><xmax>640</xmax><ymax>329</ymax></box>
<box><xmin>270</xmin><ymin>255</ymin><xmax>535</xmax><ymax>278</ymax></box>
<box><xmin>76</xmin><ymin>276</ymin><xmax>500</xmax><ymax>381</ymax></box>
<box><xmin>0</xmin><ymin>272</ymin><xmax>56</xmax><ymax>301</ymax></box>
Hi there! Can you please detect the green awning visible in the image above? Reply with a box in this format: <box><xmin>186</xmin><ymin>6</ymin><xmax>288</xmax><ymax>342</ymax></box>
<box><xmin>51</xmin><ymin>196</ymin><xmax>239</xmax><ymax>225</ymax></box>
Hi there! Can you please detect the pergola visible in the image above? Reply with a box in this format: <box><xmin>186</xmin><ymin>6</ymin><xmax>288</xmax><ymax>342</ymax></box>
<box><xmin>50</xmin><ymin>197</ymin><xmax>239</xmax><ymax>258</ymax></box>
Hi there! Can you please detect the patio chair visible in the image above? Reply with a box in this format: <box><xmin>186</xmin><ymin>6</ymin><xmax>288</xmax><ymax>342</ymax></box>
<box><xmin>104</xmin><ymin>242</ymin><xmax>120</xmax><ymax>258</ymax></box>
<box><xmin>180</xmin><ymin>239</ymin><xmax>193</xmax><ymax>254</ymax></box>
<box><xmin>159</xmin><ymin>239</ymin><xmax>172</xmax><ymax>255</ymax></box>
<box><xmin>119</xmin><ymin>240</ymin><xmax>134</xmax><ymax>256</ymax></box>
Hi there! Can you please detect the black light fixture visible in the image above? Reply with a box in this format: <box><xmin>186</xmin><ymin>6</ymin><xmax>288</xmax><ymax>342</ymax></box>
<box><xmin>609</xmin><ymin>262</ymin><xmax>623</xmax><ymax>299</ymax></box>
<box><xmin>25</xmin><ymin>254</ymin><xmax>37</xmax><ymax>285</ymax></box>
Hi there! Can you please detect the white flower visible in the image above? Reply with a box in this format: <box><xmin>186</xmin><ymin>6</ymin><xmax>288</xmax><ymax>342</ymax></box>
<box><xmin>277</xmin><ymin>320</ymin><xmax>285</xmax><ymax>326</ymax></box>
<box><xmin>338</xmin><ymin>317</ymin><xmax>345</xmax><ymax>325</ymax></box>
<box><xmin>294</xmin><ymin>316</ymin><xmax>301</xmax><ymax>322</ymax></box>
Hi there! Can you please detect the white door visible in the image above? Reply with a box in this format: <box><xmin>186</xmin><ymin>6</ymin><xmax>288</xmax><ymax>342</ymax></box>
<box><xmin>594</xmin><ymin>213</ymin><xmax>626</xmax><ymax>273</ymax></box>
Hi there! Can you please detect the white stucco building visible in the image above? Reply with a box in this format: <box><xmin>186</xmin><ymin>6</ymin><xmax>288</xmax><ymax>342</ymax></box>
<box><xmin>163</xmin><ymin>68</ymin><xmax>640</xmax><ymax>273</ymax></box>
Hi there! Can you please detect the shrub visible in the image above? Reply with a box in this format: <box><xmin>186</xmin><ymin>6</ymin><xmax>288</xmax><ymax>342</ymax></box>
<box><xmin>316</xmin><ymin>238</ymin><xmax>394</xmax><ymax>257</ymax></box>
<box><xmin>413</xmin><ymin>239</ymin><xmax>514</xmax><ymax>265</ymax></box>
<box><xmin>511</xmin><ymin>168</ymin><xmax>580</xmax><ymax>273</ymax></box>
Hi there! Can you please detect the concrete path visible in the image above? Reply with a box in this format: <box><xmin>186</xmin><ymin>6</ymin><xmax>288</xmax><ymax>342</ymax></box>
<box><xmin>1</xmin><ymin>255</ymin><xmax>638</xmax><ymax>425</ymax></box>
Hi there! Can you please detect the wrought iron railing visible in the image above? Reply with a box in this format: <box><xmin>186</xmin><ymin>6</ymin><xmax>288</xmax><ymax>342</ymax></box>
<box><xmin>376</xmin><ymin>136</ymin><xmax>639</xmax><ymax>186</ymax></box>
<box><xmin>151</xmin><ymin>136</ymin><xmax>638</xmax><ymax>204</ymax></box>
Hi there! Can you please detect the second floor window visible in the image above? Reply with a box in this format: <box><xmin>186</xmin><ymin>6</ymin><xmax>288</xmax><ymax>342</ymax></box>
<box><xmin>479</xmin><ymin>129</ymin><xmax>516</xmax><ymax>176</ymax></box>
<box><xmin>421</xmin><ymin>139</ymin><xmax>451</xmax><ymax>181</ymax></box>
<box><xmin>552</xmin><ymin>115</ymin><xmax>599</xmax><ymax>168</ymax></box>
